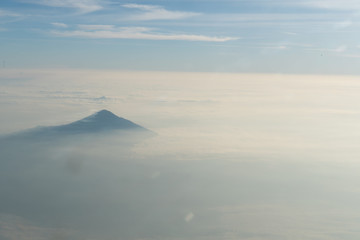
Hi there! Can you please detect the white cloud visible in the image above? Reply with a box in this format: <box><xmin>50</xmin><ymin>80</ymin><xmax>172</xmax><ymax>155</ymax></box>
<box><xmin>338</xmin><ymin>53</ymin><xmax>360</xmax><ymax>58</ymax></box>
<box><xmin>290</xmin><ymin>0</ymin><xmax>360</xmax><ymax>11</ymax></box>
<box><xmin>25</xmin><ymin>0</ymin><xmax>103</xmax><ymax>13</ymax></box>
<box><xmin>123</xmin><ymin>4</ymin><xmax>201</xmax><ymax>21</ymax></box>
<box><xmin>77</xmin><ymin>24</ymin><xmax>115</xmax><ymax>30</ymax></box>
<box><xmin>52</xmin><ymin>26</ymin><xmax>238</xmax><ymax>42</ymax></box>
<box><xmin>305</xmin><ymin>45</ymin><xmax>348</xmax><ymax>53</ymax></box>
<box><xmin>309</xmin><ymin>0</ymin><xmax>360</xmax><ymax>10</ymax></box>
<box><xmin>51</xmin><ymin>22</ymin><xmax>68</xmax><ymax>28</ymax></box>
<box><xmin>284</xmin><ymin>31</ymin><xmax>298</xmax><ymax>35</ymax></box>
<box><xmin>185</xmin><ymin>212</ymin><xmax>194</xmax><ymax>222</ymax></box>
<box><xmin>0</xmin><ymin>9</ymin><xmax>21</xmax><ymax>17</ymax></box>
<box><xmin>334</xmin><ymin>20</ymin><xmax>352</xmax><ymax>29</ymax></box>
<box><xmin>333</xmin><ymin>45</ymin><xmax>347</xmax><ymax>53</ymax></box>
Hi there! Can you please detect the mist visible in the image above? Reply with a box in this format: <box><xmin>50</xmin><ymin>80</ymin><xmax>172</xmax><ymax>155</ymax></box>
<box><xmin>1</xmin><ymin>70</ymin><xmax>360</xmax><ymax>239</ymax></box>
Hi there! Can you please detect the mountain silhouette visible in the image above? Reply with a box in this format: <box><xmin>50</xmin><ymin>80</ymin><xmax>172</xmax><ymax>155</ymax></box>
<box><xmin>2</xmin><ymin>110</ymin><xmax>154</xmax><ymax>141</ymax></box>
<box><xmin>51</xmin><ymin>109</ymin><xmax>148</xmax><ymax>134</ymax></box>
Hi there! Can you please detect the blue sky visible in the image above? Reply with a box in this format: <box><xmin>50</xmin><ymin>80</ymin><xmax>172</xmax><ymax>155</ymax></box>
<box><xmin>1</xmin><ymin>0</ymin><xmax>360</xmax><ymax>74</ymax></box>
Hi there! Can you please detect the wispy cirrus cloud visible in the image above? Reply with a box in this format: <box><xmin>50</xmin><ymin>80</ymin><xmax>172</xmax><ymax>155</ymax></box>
<box><xmin>52</xmin><ymin>25</ymin><xmax>238</xmax><ymax>42</ymax></box>
<box><xmin>0</xmin><ymin>9</ymin><xmax>21</xmax><ymax>18</ymax></box>
<box><xmin>77</xmin><ymin>24</ymin><xmax>115</xmax><ymax>30</ymax></box>
<box><xmin>333</xmin><ymin>45</ymin><xmax>347</xmax><ymax>53</ymax></box>
<box><xmin>23</xmin><ymin>0</ymin><xmax>103</xmax><ymax>14</ymax></box>
<box><xmin>51</xmin><ymin>22</ymin><xmax>68</xmax><ymax>28</ymax></box>
<box><xmin>303</xmin><ymin>44</ymin><xmax>357</xmax><ymax>59</ymax></box>
<box><xmin>334</xmin><ymin>20</ymin><xmax>352</xmax><ymax>29</ymax></box>
<box><xmin>339</xmin><ymin>54</ymin><xmax>360</xmax><ymax>58</ymax></box>
<box><xmin>122</xmin><ymin>4</ymin><xmax>201</xmax><ymax>21</ymax></box>
<box><xmin>288</xmin><ymin>0</ymin><xmax>360</xmax><ymax>11</ymax></box>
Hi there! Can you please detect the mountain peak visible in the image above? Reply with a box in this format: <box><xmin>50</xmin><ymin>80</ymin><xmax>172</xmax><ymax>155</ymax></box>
<box><xmin>2</xmin><ymin>110</ymin><xmax>153</xmax><ymax>141</ymax></box>
<box><xmin>56</xmin><ymin>110</ymin><xmax>147</xmax><ymax>133</ymax></box>
<box><xmin>93</xmin><ymin>109</ymin><xmax>117</xmax><ymax>118</ymax></box>
<box><xmin>81</xmin><ymin>109</ymin><xmax>122</xmax><ymax>123</ymax></box>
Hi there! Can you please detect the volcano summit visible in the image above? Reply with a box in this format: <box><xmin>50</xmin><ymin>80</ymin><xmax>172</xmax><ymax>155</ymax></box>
<box><xmin>3</xmin><ymin>110</ymin><xmax>153</xmax><ymax>140</ymax></box>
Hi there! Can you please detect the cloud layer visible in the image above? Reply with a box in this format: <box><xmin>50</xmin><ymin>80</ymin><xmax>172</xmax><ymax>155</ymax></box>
<box><xmin>24</xmin><ymin>0</ymin><xmax>103</xmax><ymax>13</ymax></box>
<box><xmin>52</xmin><ymin>26</ymin><xmax>238</xmax><ymax>42</ymax></box>
<box><xmin>123</xmin><ymin>4</ymin><xmax>201</xmax><ymax>21</ymax></box>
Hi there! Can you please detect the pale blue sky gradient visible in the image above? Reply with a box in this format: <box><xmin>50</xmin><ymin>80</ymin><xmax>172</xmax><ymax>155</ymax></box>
<box><xmin>1</xmin><ymin>0</ymin><xmax>360</xmax><ymax>73</ymax></box>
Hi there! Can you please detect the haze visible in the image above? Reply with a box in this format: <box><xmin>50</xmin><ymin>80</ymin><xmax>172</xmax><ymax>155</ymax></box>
<box><xmin>1</xmin><ymin>70</ymin><xmax>360</xmax><ymax>239</ymax></box>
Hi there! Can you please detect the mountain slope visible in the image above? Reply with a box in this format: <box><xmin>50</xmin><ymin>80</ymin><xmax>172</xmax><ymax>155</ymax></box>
<box><xmin>52</xmin><ymin>109</ymin><xmax>147</xmax><ymax>134</ymax></box>
<box><xmin>2</xmin><ymin>110</ymin><xmax>154</xmax><ymax>140</ymax></box>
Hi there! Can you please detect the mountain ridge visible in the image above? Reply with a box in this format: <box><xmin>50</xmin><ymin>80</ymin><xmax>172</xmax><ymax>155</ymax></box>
<box><xmin>1</xmin><ymin>110</ymin><xmax>154</xmax><ymax>141</ymax></box>
<box><xmin>52</xmin><ymin>109</ymin><xmax>147</xmax><ymax>134</ymax></box>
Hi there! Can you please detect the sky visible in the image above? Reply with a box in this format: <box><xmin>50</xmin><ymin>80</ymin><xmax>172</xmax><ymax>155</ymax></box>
<box><xmin>1</xmin><ymin>0</ymin><xmax>360</xmax><ymax>74</ymax></box>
